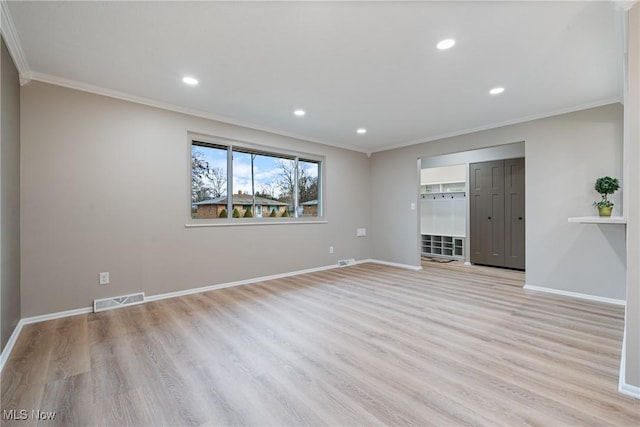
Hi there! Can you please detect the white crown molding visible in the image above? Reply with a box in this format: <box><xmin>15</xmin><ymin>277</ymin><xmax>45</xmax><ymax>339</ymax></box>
<box><xmin>28</xmin><ymin>72</ymin><xmax>370</xmax><ymax>154</ymax></box>
<box><xmin>615</xmin><ymin>1</ymin><xmax>638</xmax><ymax>12</ymax></box>
<box><xmin>25</xmin><ymin>70</ymin><xmax>626</xmax><ymax>156</ymax></box>
<box><xmin>372</xmin><ymin>97</ymin><xmax>623</xmax><ymax>154</ymax></box>
<box><xmin>21</xmin><ymin>67</ymin><xmax>625</xmax><ymax>158</ymax></box>
<box><xmin>0</xmin><ymin>0</ymin><xmax>30</xmax><ymax>82</ymax></box>
<box><xmin>1</xmin><ymin>0</ymin><xmax>629</xmax><ymax>156</ymax></box>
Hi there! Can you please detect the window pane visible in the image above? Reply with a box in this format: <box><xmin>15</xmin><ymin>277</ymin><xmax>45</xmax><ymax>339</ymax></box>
<box><xmin>232</xmin><ymin>149</ymin><xmax>294</xmax><ymax>218</ymax></box>
<box><xmin>191</xmin><ymin>144</ymin><xmax>228</xmax><ymax>219</ymax></box>
<box><xmin>298</xmin><ymin>159</ymin><xmax>320</xmax><ymax>217</ymax></box>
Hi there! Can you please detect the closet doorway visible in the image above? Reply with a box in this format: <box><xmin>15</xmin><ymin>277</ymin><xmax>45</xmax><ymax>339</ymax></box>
<box><xmin>420</xmin><ymin>164</ymin><xmax>467</xmax><ymax>260</ymax></box>
<box><xmin>418</xmin><ymin>141</ymin><xmax>526</xmax><ymax>269</ymax></box>
<box><xmin>469</xmin><ymin>158</ymin><xmax>525</xmax><ymax>270</ymax></box>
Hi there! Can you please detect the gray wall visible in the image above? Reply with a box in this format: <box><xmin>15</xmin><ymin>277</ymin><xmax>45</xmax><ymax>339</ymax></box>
<box><xmin>10</xmin><ymin>32</ymin><xmax>639</xmax><ymax>390</ymax></box>
<box><xmin>371</xmin><ymin>103</ymin><xmax>625</xmax><ymax>300</ymax></box>
<box><xmin>624</xmin><ymin>2</ymin><xmax>639</xmax><ymax>390</ymax></box>
<box><xmin>20</xmin><ymin>82</ymin><xmax>371</xmax><ymax>317</ymax></box>
<box><xmin>525</xmin><ymin>105</ymin><xmax>625</xmax><ymax>300</ymax></box>
<box><xmin>1</xmin><ymin>37</ymin><xmax>21</xmax><ymax>351</ymax></box>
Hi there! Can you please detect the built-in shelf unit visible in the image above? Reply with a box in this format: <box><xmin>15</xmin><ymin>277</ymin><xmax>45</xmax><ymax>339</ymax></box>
<box><xmin>420</xmin><ymin>164</ymin><xmax>467</xmax><ymax>260</ymax></box>
<box><xmin>421</xmin><ymin>234</ymin><xmax>465</xmax><ymax>259</ymax></box>
<box><xmin>421</xmin><ymin>181</ymin><xmax>466</xmax><ymax>195</ymax></box>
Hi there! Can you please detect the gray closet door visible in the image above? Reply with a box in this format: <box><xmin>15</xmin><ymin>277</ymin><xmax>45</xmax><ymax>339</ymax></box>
<box><xmin>470</xmin><ymin>158</ymin><xmax>524</xmax><ymax>269</ymax></box>
<box><xmin>469</xmin><ymin>163</ymin><xmax>486</xmax><ymax>264</ymax></box>
<box><xmin>469</xmin><ymin>162</ymin><xmax>486</xmax><ymax>264</ymax></box>
<box><xmin>504</xmin><ymin>158</ymin><xmax>525</xmax><ymax>269</ymax></box>
<box><xmin>470</xmin><ymin>160</ymin><xmax>505</xmax><ymax>266</ymax></box>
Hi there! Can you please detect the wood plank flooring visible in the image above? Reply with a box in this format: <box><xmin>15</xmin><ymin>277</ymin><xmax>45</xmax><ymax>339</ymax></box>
<box><xmin>2</xmin><ymin>261</ymin><xmax>638</xmax><ymax>426</ymax></box>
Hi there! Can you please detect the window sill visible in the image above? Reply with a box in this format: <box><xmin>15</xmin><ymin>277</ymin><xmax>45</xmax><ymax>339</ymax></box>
<box><xmin>186</xmin><ymin>219</ymin><xmax>328</xmax><ymax>228</ymax></box>
<box><xmin>567</xmin><ymin>216</ymin><xmax>627</xmax><ymax>224</ymax></box>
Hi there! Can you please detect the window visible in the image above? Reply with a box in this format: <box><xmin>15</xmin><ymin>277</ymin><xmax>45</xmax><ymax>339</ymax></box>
<box><xmin>298</xmin><ymin>159</ymin><xmax>320</xmax><ymax>217</ymax></box>
<box><xmin>190</xmin><ymin>137</ymin><xmax>323</xmax><ymax>222</ymax></box>
<box><xmin>191</xmin><ymin>144</ymin><xmax>227</xmax><ymax>219</ymax></box>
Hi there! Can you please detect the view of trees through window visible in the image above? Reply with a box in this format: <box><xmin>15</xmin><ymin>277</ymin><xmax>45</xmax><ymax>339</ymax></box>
<box><xmin>191</xmin><ymin>141</ymin><xmax>320</xmax><ymax>220</ymax></box>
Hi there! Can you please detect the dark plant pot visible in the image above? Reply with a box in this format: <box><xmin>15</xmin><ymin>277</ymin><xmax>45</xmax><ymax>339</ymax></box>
<box><xmin>598</xmin><ymin>206</ymin><xmax>613</xmax><ymax>217</ymax></box>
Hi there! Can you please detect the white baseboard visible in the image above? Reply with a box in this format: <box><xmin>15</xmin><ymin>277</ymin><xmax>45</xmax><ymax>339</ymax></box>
<box><xmin>21</xmin><ymin>306</ymin><xmax>93</xmax><ymax>325</ymax></box>
<box><xmin>619</xmin><ymin>383</ymin><xmax>640</xmax><ymax>399</ymax></box>
<box><xmin>618</xmin><ymin>324</ymin><xmax>640</xmax><ymax>399</ymax></box>
<box><xmin>146</xmin><ymin>262</ymin><xmax>346</xmax><ymax>303</ymax></box>
<box><xmin>0</xmin><ymin>319</ymin><xmax>24</xmax><ymax>373</ymax></box>
<box><xmin>0</xmin><ymin>260</ymin><xmax>371</xmax><ymax>373</ymax></box>
<box><xmin>523</xmin><ymin>284</ymin><xmax>626</xmax><ymax>306</ymax></box>
<box><xmin>365</xmin><ymin>258</ymin><xmax>423</xmax><ymax>271</ymax></box>
<box><xmin>8</xmin><ymin>261</ymin><xmax>634</xmax><ymax>403</ymax></box>
<box><xmin>0</xmin><ymin>306</ymin><xmax>93</xmax><ymax>373</ymax></box>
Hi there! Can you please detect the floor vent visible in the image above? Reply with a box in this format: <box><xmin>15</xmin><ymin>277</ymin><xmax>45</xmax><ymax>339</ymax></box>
<box><xmin>94</xmin><ymin>292</ymin><xmax>145</xmax><ymax>313</ymax></box>
<box><xmin>338</xmin><ymin>258</ymin><xmax>356</xmax><ymax>267</ymax></box>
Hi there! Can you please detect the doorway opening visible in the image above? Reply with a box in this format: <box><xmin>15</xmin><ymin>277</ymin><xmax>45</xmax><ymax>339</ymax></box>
<box><xmin>419</xmin><ymin>164</ymin><xmax>467</xmax><ymax>262</ymax></box>
<box><xmin>418</xmin><ymin>142</ymin><xmax>525</xmax><ymax>270</ymax></box>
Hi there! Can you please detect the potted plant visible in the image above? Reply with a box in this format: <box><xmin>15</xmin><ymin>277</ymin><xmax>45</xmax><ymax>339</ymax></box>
<box><xmin>593</xmin><ymin>176</ymin><xmax>620</xmax><ymax>217</ymax></box>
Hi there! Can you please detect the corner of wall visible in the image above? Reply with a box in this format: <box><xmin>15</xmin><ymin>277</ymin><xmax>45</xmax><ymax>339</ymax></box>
<box><xmin>0</xmin><ymin>35</ymin><xmax>22</xmax><ymax>353</ymax></box>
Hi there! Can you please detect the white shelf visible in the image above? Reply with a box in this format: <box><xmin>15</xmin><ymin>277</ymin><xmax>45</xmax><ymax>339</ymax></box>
<box><xmin>421</xmin><ymin>234</ymin><xmax>465</xmax><ymax>259</ymax></box>
<box><xmin>421</xmin><ymin>180</ymin><xmax>465</xmax><ymax>185</ymax></box>
<box><xmin>568</xmin><ymin>216</ymin><xmax>627</xmax><ymax>224</ymax></box>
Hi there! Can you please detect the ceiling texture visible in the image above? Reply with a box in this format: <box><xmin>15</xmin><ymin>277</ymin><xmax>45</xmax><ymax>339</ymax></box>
<box><xmin>2</xmin><ymin>1</ymin><xmax>624</xmax><ymax>153</ymax></box>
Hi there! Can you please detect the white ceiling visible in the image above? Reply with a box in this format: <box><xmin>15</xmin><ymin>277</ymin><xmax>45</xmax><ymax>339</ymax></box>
<box><xmin>4</xmin><ymin>1</ymin><xmax>623</xmax><ymax>153</ymax></box>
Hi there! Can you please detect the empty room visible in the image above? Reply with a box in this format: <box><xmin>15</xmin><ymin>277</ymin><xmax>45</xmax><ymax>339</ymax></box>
<box><xmin>1</xmin><ymin>1</ymin><xmax>639</xmax><ymax>426</ymax></box>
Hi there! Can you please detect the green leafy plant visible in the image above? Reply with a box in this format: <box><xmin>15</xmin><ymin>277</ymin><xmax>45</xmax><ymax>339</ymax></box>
<box><xmin>282</xmin><ymin>209</ymin><xmax>290</xmax><ymax>217</ymax></box>
<box><xmin>593</xmin><ymin>176</ymin><xmax>620</xmax><ymax>208</ymax></box>
<box><xmin>232</xmin><ymin>208</ymin><xmax>241</xmax><ymax>218</ymax></box>
<box><xmin>219</xmin><ymin>208</ymin><xmax>228</xmax><ymax>218</ymax></box>
<box><xmin>243</xmin><ymin>208</ymin><xmax>253</xmax><ymax>218</ymax></box>
<box><xmin>269</xmin><ymin>209</ymin><xmax>278</xmax><ymax>217</ymax></box>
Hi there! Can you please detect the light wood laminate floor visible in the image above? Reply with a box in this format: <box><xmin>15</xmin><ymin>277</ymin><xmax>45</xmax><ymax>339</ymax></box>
<box><xmin>2</xmin><ymin>262</ymin><xmax>639</xmax><ymax>426</ymax></box>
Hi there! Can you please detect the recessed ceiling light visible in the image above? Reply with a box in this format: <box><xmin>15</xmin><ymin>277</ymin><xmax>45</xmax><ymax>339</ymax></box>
<box><xmin>182</xmin><ymin>76</ymin><xmax>198</xmax><ymax>86</ymax></box>
<box><xmin>294</xmin><ymin>109</ymin><xmax>306</xmax><ymax>117</ymax></box>
<box><xmin>489</xmin><ymin>87</ymin><xmax>505</xmax><ymax>95</ymax></box>
<box><xmin>437</xmin><ymin>39</ymin><xmax>456</xmax><ymax>50</ymax></box>
<box><xmin>357</xmin><ymin>128</ymin><xmax>367</xmax><ymax>134</ymax></box>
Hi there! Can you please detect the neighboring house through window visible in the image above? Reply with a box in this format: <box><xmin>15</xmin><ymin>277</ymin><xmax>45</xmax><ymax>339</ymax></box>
<box><xmin>190</xmin><ymin>136</ymin><xmax>322</xmax><ymax>223</ymax></box>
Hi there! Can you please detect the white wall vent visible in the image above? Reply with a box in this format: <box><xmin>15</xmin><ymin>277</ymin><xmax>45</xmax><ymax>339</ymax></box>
<box><xmin>338</xmin><ymin>258</ymin><xmax>356</xmax><ymax>267</ymax></box>
<box><xmin>94</xmin><ymin>292</ymin><xmax>145</xmax><ymax>313</ymax></box>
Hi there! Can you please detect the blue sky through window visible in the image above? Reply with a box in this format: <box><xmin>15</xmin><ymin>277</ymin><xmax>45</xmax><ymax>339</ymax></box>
<box><xmin>193</xmin><ymin>145</ymin><xmax>318</xmax><ymax>199</ymax></box>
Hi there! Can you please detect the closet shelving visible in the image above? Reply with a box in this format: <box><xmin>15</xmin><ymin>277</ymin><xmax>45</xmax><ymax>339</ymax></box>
<box><xmin>421</xmin><ymin>234</ymin><xmax>465</xmax><ymax>259</ymax></box>
<box><xmin>420</xmin><ymin>180</ymin><xmax>466</xmax><ymax>260</ymax></box>
<box><xmin>421</xmin><ymin>181</ymin><xmax>465</xmax><ymax>195</ymax></box>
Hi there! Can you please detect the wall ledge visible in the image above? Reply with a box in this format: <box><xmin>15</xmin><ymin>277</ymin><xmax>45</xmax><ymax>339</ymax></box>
<box><xmin>568</xmin><ymin>216</ymin><xmax>627</xmax><ymax>224</ymax></box>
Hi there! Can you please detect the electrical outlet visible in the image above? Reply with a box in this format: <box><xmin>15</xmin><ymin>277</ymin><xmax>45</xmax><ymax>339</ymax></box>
<box><xmin>99</xmin><ymin>272</ymin><xmax>110</xmax><ymax>285</ymax></box>
<box><xmin>329</xmin><ymin>246</ymin><xmax>334</xmax><ymax>254</ymax></box>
